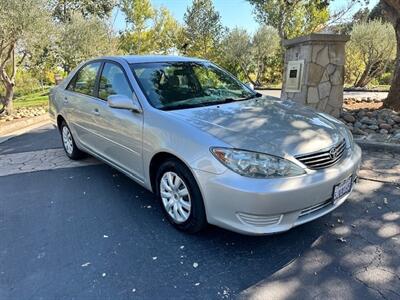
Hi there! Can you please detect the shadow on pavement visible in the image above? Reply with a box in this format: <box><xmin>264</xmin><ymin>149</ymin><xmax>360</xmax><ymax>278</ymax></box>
<box><xmin>0</xmin><ymin>124</ymin><xmax>60</xmax><ymax>155</ymax></box>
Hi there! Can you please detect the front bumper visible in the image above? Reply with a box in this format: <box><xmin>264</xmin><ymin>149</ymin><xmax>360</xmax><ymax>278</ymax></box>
<box><xmin>192</xmin><ymin>144</ymin><xmax>362</xmax><ymax>235</ymax></box>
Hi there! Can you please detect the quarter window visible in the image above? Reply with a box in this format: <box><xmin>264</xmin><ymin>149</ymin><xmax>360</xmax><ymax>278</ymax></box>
<box><xmin>67</xmin><ymin>62</ymin><xmax>101</xmax><ymax>96</ymax></box>
<box><xmin>98</xmin><ymin>63</ymin><xmax>132</xmax><ymax>100</ymax></box>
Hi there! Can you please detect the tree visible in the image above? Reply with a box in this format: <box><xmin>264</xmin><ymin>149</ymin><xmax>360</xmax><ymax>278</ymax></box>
<box><xmin>152</xmin><ymin>7</ymin><xmax>181</xmax><ymax>54</ymax></box>
<box><xmin>221</xmin><ymin>28</ymin><xmax>253</xmax><ymax>82</ymax></box>
<box><xmin>0</xmin><ymin>0</ymin><xmax>51</xmax><ymax>115</ymax></box>
<box><xmin>183</xmin><ymin>0</ymin><xmax>226</xmax><ymax>60</ymax></box>
<box><xmin>252</xmin><ymin>25</ymin><xmax>280</xmax><ymax>85</ymax></box>
<box><xmin>119</xmin><ymin>0</ymin><xmax>154</xmax><ymax>54</ymax></box>
<box><xmin>49</xmin><ymin>0</ymin><xmax>116</xmax><ymax>22</ymax></box>
<box><xmin>381</xmin><ymin>0</ymin><xmax>400</xmax><ymax>110</ymax></box>
<box><xmin>57</xmin><ymin>13</ymin><xmax>117</xmax><ymax>72</ymax></box>
<box><xmin>221</xmin><ymin>26</ymin><xmax>280</xmax><ymax>86</ymax></box>
<box><xmin>119</xmin><ymin>0</ymin><xmax>181</xmax><ymax>55</ymax></box>
<box><xmin>346</xmin><ymin>20</ymin><xmax>396</xmax><ymax>87</ymax></box>
<box><xmin>246</xmin><ymin>0</ymin><xmax>329</xmax><ymax>43</ymax></box>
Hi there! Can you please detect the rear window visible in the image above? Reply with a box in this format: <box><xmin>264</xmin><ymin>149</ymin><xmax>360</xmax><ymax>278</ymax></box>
<box><xmin>67</xmin><ymin>62</ymin><xmax>101</xmax><ymax>96</ymax></box>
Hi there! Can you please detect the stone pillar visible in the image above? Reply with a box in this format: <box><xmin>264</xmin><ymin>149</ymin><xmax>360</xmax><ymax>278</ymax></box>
<box><xmin>281</xmin><ymin>33</ymin><xmax>349</xmax><ymax>117</ymax></box>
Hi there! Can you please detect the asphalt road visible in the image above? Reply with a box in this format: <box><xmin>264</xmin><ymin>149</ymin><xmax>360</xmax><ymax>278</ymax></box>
<box><xmin>0</xmin><ymin>125</ymin><xmax>399</xmax><ymax>299</ymax></box>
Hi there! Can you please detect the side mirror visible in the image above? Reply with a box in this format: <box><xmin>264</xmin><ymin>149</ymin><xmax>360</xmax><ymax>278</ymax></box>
<box><xmin>245</xmin><ymin>82</ymin><xmax>255</xmax><ymax>90</ymax></box>
<box><xmin>107</xmin><ymin>94</ymin><xmax>142</xmax><ymax>113</ymax></box>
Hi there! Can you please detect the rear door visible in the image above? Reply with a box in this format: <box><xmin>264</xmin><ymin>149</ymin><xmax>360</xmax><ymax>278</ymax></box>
<box><xmin>92</xmin><ymin>61</ymin><xmax>144</xmax><ymax>180</ymax></box>
<box><xmin>64</xmin><ymin>61</ymin><xmax>102</xmax><ymax>150</ymax></box>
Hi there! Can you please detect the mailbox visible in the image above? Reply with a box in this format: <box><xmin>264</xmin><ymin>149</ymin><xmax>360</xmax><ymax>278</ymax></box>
<box><xmin>285</xmin><ymin>60</ymin><xmax>304</xmax><ymax>92</ymax></box>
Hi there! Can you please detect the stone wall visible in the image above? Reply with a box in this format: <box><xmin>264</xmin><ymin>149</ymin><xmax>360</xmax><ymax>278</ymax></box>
<box><xmin>281</xmin><ymin>34</ymin><xmax>349</xmax><ymax>117</ymax></box>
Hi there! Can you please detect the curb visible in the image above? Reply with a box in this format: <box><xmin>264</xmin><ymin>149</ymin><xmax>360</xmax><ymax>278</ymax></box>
<box><xmin>355</xmin><ymin>139</ymin><xmax>400</xmax><ymax>152</ymax></box>
<box><xmin>0</xmin><ymin>114</ymin><xmax>51</xmax><ymax>144</ymax></box>
<box><xmin>0</xmin><ymin>114</ymin><xmax>50</xmax><ymax>136</ymax></box>
<box><xmin>343</xmin><ymin>88</ymin><xmax>389</xmax><ymax>93</ymax></box>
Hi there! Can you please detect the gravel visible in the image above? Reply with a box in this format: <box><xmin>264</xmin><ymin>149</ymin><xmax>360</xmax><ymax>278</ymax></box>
<box><xmin>340</xmin><ymin>98</ymin><xmax>400</xmax><ymax>144</ymax></box>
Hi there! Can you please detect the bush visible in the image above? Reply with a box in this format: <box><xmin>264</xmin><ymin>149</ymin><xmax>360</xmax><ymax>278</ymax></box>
<box><xmin>378</xmin><ymin>72</ymin><xmax>393</xmax><ymax>85</ymax></box>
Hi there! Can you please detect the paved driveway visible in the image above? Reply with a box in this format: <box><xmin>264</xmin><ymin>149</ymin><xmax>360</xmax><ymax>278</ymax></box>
<box><xmin>0</xmin><ymin>125</ymin><xmax>399</xmax><ymax>299</ymax></box>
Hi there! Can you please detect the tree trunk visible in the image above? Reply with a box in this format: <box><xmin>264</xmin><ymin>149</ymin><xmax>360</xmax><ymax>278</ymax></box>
<box><xmin>384</xmin><ymin>19</ymin><xmax>400</xmax><ymax>110</ymax></box>
<box><xmin>239</xmin><ymin>62</ymin><xmax>256</xmax><ymax>86</ymax></box>
<box><xmin>354</xmin><ymin>64</ymin><xmax>371</xmax><ymax>87</ymax></box>
<box><xmin>0</xmin><ymin>46</ymin><xmax>16</xmax><ymax>115</ymax></box>
<box><xmin>4</xmin><ymin>82</ymin><xmax>14</xmax><ymax>115</ymax></box>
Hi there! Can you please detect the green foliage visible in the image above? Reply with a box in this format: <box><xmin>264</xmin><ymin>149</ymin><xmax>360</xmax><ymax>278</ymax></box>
<box><xmin>119</xmin><ymin>0</ymin><xmax>181</xmax><ymax>54</ymax></box>
<box><xmin>378</xmin><ymin>72</ymin><xmax>393</xmax><ymax>85</ymax></box>
<box><xmin>221</xmin><ymin>25</ymin><xmax>280</xmax><ymax>86</ymax></box>
<box><xmin>13</xmin><ymin>89</ymin><xmax>50</xmax><ymax>109</ymax></box>
<box><xmin>57</xmin><ymin>13</ymin><xmax>117</xmax><ymax>72</ymax></box>
<box><xmin>220</xmin><ymin>28</ymin><xmax>252</xmax><ymax>81</ymax></box>
<box><xmin>252</xmin><ymin>25</ymin><xmax>280</xmax><ymax>84</ymax></box>
<box><xmin>345</xmin><ymin>20</ymin><xmax>396</xmax><ymax>87</ymax></box>
<box><xmin>0</xmin><ymin>0</ymin><xmax>52</xmax><ymax>113</ymax></box>
<box><xmin>183</xmin><ymin>0</ymin><xmax>226</xmax><ymax>60</ymax></box>
<box><xmin>152</xmin><ymin>7</ymin><xmax>181</xmax><ymax>54</ymax></box>
<box><xmin>49</xmin><ymin>0</ymin><xmax>115</xmax><ymax>22</ymax></box>
<box><xmin>246</xmin><ymin>0</ymin><xmax>329</xmax><ymax>40</ymax></box>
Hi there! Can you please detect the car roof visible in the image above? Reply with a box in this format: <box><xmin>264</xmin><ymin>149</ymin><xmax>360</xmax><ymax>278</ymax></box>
<box><xmin>99</xmin><ymin>55</ymin><xmax>207</xmax><ymax>64</ymax></box>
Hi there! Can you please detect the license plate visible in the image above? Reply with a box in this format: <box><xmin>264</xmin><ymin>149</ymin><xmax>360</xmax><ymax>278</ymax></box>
<box><xmin>333</xmin><ymin>176</ymin><xmax>353</xmax><ymax>202</ymax></box>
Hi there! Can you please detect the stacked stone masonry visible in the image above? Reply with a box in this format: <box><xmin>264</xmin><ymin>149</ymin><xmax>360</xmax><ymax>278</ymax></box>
<box><xmin>281</xmin><ymin>34</ymin><xmax>349</xmax><ymax>117</ymax></box>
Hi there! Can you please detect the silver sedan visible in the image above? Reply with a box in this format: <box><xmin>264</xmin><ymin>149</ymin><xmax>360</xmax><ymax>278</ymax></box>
<box><xmin>49</xmin><ymin>55</ymin><xmax>361</xmax><ymax>235</ymax></box>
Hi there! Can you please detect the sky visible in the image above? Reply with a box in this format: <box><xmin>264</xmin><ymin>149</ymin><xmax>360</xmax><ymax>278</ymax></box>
<box><xmin>112</xmin><ymin>0</ymin><xmax>380</xmax><ymax>34</ymax></box>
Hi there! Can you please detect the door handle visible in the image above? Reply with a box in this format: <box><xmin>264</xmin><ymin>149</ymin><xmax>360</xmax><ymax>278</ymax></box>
<box><xmin>93</xmin><ymin>108</ymin><xmax>100</xmax><ymax>116</ymax></box>
<box><xmin>63</xmin><ymin>97</ymin><xmax>68</xmax><ymax>104</ymax></box>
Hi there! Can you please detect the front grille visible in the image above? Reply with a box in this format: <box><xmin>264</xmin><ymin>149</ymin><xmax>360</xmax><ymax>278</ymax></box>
<box><xmin>295</xmin><ymin>139</ymin><xmax>346</xmax><ymax>169</ymax></box>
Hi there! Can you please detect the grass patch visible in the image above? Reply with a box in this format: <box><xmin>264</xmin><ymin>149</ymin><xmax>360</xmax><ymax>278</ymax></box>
<box><xmin>13</xmin><ymin>88</ymin><xmax>50</xmax><ymax>109</ymax></box>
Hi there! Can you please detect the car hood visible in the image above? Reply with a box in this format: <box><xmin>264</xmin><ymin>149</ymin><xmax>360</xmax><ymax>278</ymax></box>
<box><xmin>169</xmin><ymin>97</ymin><xmax>342</xmax><ymax>157</ymax></box>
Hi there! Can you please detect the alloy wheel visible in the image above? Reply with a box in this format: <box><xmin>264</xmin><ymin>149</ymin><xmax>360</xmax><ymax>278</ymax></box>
<box><xmin>160</xmin><ymin>171</ymin><xmax>191</xmax><ymax>223</ymax></box>
<box><xmin>62</xmin><ymin>126</ymin><xmax>73</xmax><ymax>155</ymax></box>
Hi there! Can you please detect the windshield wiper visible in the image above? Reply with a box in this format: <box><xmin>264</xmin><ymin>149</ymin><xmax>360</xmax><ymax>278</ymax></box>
<box><xmin>217</xmin><ymin>93</ymin><xmax>262</xmax><ymax>104</ymax></box>
<box><xmin>161</xmin><ymin>103</ymin><xmax>207</xmax><ymax>111</ymax></box>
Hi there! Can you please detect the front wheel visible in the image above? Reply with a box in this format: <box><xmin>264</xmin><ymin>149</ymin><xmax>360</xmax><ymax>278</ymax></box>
<box><xmin>60</xmin><ymin>121</ymin><xmax>85</xmax><ymax>160</ymax></box>
<box><xmin>156</xmin><ymin>159</ymin><xmax>207</xmax><ymax>233</ymax></box>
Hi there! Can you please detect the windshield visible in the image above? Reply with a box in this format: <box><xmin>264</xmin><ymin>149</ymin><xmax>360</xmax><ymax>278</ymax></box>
<box><xmin>130</xmin><ymin>61</ymin><xmax>258</xmax><ymax>110</ymax></box>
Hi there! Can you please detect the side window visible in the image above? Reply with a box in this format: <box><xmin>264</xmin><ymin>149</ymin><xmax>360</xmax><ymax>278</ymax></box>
<box><xmin>98</xmin><ymin>63</ymin><xmax>132</xmax><ymax>100</ymax></box>
<box><xmin>67</xmin><ymin>62</ymin><xmax>101</xmax><ymax>96</ymax></box>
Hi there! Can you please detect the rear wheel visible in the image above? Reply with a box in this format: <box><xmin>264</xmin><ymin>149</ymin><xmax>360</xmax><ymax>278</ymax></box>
<box><xmin>60</xmin><ymin>121</ymin><xmax>84</xmax><ymax>160</ymax></box>
<box><xmin>156</xmin><ymin>159</ymin><xmax>207</xmax><ymax>233</ymax></box>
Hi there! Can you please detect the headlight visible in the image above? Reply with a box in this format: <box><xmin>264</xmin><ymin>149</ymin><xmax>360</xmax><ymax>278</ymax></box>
<box><xmin>211</xmin><ymin>148</ymin><xmax>305</xmax><ymax>178</ymax></box>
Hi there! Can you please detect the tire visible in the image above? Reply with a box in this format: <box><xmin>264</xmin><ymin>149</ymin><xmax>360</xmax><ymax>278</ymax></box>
<box><xmin>60</xmin><ymin>121</ymin><xmax>85</xmax><ymax>160</ymax></box>
<box><xmin>156</xmin><ymin>159</ymin><xmax>207</xmax><ymax>233</ymax></box>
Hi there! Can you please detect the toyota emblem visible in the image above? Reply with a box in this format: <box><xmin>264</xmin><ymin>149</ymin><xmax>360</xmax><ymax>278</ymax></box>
<box><xmin>329</xmin><ymin>147</ymin><xmax>338</xmax><ymax>159</ymax></box>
